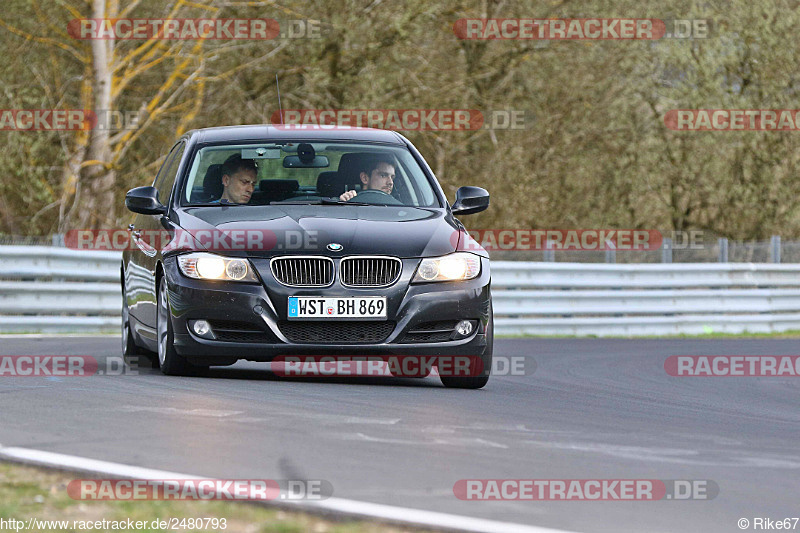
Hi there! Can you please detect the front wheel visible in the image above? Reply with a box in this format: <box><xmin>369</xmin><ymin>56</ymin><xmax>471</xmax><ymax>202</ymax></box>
<box><xmin>157</xmin><ymin>277</ymin><xmax>205</xmax><ymax>376</ymax></box>
<box><xmin>122</xmin><ymin>280</ymin><xmax>157</xmax><ymax>368</ymax></box>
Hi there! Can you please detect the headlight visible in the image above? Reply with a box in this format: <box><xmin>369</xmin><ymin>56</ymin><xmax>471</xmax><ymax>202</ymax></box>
<box><xmin>412</xmin><ymin>253</ymin><xmax>481</xmax><ymax>283</ymax></box>
<box><xmin>177</xmin><ymin>253</ymin><xmax>259</xmax><ymax>282</ymax></box>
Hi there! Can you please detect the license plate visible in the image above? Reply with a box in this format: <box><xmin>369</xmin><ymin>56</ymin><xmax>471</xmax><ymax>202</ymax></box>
<box><xmin>288</xmin><ymin>297</ymin><xmax>387</xmax><ymax>320</ymax></box>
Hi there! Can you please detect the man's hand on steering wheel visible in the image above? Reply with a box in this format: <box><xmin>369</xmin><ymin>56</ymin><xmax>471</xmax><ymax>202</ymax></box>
<box><xmin>339</xmin><ymin>188</ymin><xmax>400</xmax><ymax>204</ymax></box>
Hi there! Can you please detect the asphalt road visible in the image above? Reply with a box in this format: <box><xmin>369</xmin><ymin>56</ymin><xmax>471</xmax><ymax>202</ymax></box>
<box><xmin>1</xmin><ymin>336</ymin><xmax>799</xmax><ymax>533</ymax></box>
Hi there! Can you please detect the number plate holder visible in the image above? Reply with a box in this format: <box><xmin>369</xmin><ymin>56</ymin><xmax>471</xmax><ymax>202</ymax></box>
<box><xmin>287</xmin><ymin>297</ymin><xmax>387</xmax><ymax>320</ymax></box>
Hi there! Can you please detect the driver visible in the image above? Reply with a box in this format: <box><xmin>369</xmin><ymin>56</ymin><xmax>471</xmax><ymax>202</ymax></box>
<box><xmin>339</xmin><ymin>158</ymin><xmax>395</xmax><ymax>201</ymax></box>
<box><xmin>218</xmin><ymin>154</ymin><xmax>258</xmax><ymax>204</ymax></box>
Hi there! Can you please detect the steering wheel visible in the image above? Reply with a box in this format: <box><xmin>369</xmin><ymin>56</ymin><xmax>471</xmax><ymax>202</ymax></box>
<box><xmin>354</xmin><ymin>189</ymin><xmax>402</xmax><ymax>205</ymax></box>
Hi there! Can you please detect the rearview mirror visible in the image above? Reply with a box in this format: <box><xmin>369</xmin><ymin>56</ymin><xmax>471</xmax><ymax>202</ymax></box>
<box><xmin>125</xmin><ymin>186</ymin><xmax>167</xmax><ymax>215</ymax></box>
<box><xmin>283</xmin><ymin>155</ymin><xmax>330</xmax><ymax>168</ymax></box>
<box><xmin>452</xmin><ymin>186</ymin><xmax>489</xmax><ymax>215</ymax></box>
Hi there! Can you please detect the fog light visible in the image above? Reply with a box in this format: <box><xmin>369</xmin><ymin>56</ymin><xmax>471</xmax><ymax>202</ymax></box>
<box><xmin>456</xmin><ymin>320</ymin><xmax>474</xmax><ymax>337</ymax></box>
<box><xmin>193</xmin><ymin>320</ymin><xmax>211</xmax><ymax>337</ymax></box>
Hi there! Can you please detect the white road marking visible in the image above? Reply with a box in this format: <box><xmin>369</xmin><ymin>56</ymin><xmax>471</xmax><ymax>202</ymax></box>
<box><xmin>298</xmin><ymin>414</ymin><xmax>401</xmax><ymax>425</ymax></box>
<box><xmin>217</xmin><ymin>414</ymin><xmax>401</xmax><ymax>425</ymax></box>
<box><xmin>352</xmin><ymin>432</ymin><xmax>509</xmax><ymax>448</ymax></box>
<box><xmin>524</xmin><ymin>440</ymin><xmax>800</xmax><ymax>468</ymax></box>
<box><xmin>119</xmin><ymin>406</ymin><xmax>244</xmax><ymax>417</ymax></box>
<box><xmin>524</xmin><ymin>440</ymin><xmax>702</xmax><ymax>464</ymax></box>
<box><xmin>474</xmin><ymin>438</ymin><xmax>510</xmax><ymax>449</ymax></box>
<box><xmin>0</xmin><ymin>445</ymin><xmax>580</xmax><ymax>533</ymax></box>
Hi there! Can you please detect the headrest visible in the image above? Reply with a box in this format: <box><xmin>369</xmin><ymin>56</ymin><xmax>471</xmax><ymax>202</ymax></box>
<box><xmin>337</xmin><ymin>153</ymin><xmax>376</xmax><ymax>184</ymax></box>
<box><xmin>202</xmin><ymin>164</ymin><xmax>224</xmax><ymax>198</ymax></box>
<box><xmin>313</xmin><ymin>152</ymin><xmax>380</xmax><ymax>197</ymax></box>
<box><xmin>316</xmin><ymin>171</ymin><xmax>340</xmax><ymax>197</ymax></box>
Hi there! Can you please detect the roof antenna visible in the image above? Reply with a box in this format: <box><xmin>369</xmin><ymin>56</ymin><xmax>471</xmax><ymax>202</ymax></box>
<box><xmin>275</xmin><ymin>74</ymin><xmax>283</xmax><ymax>124</ymax></box>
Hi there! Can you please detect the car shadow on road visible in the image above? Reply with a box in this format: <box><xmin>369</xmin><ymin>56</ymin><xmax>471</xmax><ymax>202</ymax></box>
<box><xmin>133</xmin><ymin>362</ymin><xmax>442</xmax><ymax>388</ymax></box>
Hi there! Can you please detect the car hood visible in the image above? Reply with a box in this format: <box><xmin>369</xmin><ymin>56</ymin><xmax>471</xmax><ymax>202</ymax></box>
<box><xmin>173</xmin><ymin>205</ymin><xmax>460</xmax><ymax>258</ymax></box>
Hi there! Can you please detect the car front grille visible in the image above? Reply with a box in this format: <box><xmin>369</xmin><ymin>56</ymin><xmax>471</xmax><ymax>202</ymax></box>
<box><xmin>278</xmin><ymin>321</ymin><xmax>395</xmax><ymax>344</ymax></box>
<box><xmin>340</xmin><ymin>257</ymin><xmax>402</xmax><ymax>287</ymax></box>
<box><xmin>270</xmin><ymin>256</ymin><xmax>334</xmax><ymax>287</ymax></box>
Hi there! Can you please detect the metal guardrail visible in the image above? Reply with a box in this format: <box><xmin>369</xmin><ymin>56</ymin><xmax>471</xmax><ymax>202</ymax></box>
<box><xmin>0</xmin><ymin>246</ymin><xmax>120</xmax><ymax>332</ymax></box>
<box><xmin>0</xmin><ymin>245</ymin><xmax>120</xmax><ymax>282</ymax></box>
<box><xmin>491</xmin><ymin>261</ymin><xmax>800</xmax><ymax>335</ymax></box>
<box><xmin>3</xmin><ymin>246</ymin><xmax>800</xmax><ymax>336</ymax></box>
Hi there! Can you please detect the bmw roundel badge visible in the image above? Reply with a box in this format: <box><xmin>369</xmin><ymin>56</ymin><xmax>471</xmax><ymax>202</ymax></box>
<box><xmin>327</xmin><ymin>243</ymin><xmax>343</xmax><ymax>252</ymax></box>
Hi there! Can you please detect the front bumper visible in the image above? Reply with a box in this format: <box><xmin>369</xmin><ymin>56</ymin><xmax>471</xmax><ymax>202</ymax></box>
<box><xmin>163</xmin><ymin>256</ymin><xmax>491</xmax><ymax>364</ymax></box>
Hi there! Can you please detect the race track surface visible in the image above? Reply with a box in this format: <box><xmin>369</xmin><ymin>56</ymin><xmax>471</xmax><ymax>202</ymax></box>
<box><xmin>1</xmin><ymin>337</ymin><xmax>798</xmax><ymax>533</ymax></box>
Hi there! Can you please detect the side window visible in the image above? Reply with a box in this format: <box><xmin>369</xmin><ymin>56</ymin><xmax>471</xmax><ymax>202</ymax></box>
<box><xmin>152</xmin><ymin>145</ymin><xmax>178</xmax><ymax>188</ymax></box>
<box><xmin>154</xmin><ymin>142</ymin><xmax>186</xmax><ymax>204</ymax></box>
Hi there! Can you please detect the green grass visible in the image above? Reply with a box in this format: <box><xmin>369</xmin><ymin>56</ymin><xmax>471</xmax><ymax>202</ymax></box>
<box><xmin>0</xmin><ymin>462</ymin><xmax>430</xmax><ymax>533</ymax></box>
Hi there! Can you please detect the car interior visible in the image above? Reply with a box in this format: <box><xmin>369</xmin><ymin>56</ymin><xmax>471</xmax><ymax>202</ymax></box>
<box><xmin>187</xmin><ymin>152</ymin><xmax>418</xmax><ymax>206</ymax></box>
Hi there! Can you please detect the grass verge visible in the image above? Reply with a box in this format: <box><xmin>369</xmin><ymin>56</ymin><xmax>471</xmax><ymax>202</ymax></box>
<box><xmin>0</xmin><ymin>462</ymin><xmax>431</xmax><ymax>533</ymax></box>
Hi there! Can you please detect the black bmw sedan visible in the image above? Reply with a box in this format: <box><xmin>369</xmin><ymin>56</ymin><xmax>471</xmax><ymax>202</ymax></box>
<box><xmin>122</xmin><ymin>125</ymin><xmax>492</xmax><ymax>388</ymax></box>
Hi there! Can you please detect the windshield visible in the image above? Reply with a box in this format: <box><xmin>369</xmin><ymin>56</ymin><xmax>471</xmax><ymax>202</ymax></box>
<box><xmin>181</xmin><ymin>141</ymin><xmax>440</xmax><ymax>208</ymax></box>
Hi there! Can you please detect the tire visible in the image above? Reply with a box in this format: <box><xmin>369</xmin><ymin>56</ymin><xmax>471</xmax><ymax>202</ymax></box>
<box><xmin>440</xmin><ymin>308</ymin><xmax>493</xmax><ymax>389</ymax></box>
<box><xmin>122</xmin><ymin>280</ymin><xmax>158</xmax><ymax>368</ymax></box>
<box><xmin>157</xmin><ymin>276</ymin><xmax>205</xmax><ymax>376</ymax></box>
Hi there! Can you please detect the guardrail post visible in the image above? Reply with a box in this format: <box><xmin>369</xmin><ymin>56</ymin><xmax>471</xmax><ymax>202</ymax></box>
<box><xmin>543</xmin><ymin>239</ymin><xmax>555</xmax><ymax>262</ymax></box>
<box><xmin>718</xmin><ymin>238</ymin><xmax>728</xmax><ymax>263</ymax></box>
<box><xmin>661</xmin><ymin>237</ymin><xmax>672</xmax><ymax>263</ymax></box>
<box><xmin>771</xmin><ymin>235</ymin><xmax>781</xmax><ymax>263</ymax></box>
<box><xmin>605</xmin><ymin>248</ymin><xmax>616</xmax><ymax>263</ymax></box>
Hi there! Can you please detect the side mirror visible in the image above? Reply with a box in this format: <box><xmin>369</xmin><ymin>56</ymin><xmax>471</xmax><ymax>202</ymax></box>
<box><xmin>452</xmin><ymin>186</ymin><xmax>489</xmax><ymax>215</ymax></box>
<box><xmin>125</xmin><ymin>186</ymin><xmax>167</xmax><ymax>215</ymax></box>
